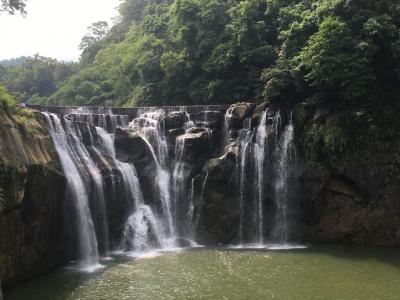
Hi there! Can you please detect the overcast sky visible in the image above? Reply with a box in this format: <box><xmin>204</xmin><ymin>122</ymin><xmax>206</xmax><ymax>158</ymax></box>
<box><xmin>0</xmin><ymin>0</ymin><xmax>120</xmax><ymax>61</ymax></box>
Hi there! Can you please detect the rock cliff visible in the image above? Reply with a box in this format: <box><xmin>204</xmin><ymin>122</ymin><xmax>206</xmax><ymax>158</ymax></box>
<box><xmin>0</xmin><ymin>107</ymin><xmax>68</xmax><ymax>287</ymax></box>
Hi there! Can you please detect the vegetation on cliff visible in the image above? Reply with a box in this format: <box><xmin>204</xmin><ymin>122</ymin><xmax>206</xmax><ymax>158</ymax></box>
<box><xmin>0</xmin><ymin>85</ymin><xmax>16</xmax><ymax>111</ymax></box>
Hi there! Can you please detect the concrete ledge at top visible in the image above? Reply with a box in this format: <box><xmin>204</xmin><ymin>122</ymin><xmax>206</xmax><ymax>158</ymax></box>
<box><xmin>25</xmin><ymin>104</ymin><xmax>231</xmax><ymax>118</ymax></box>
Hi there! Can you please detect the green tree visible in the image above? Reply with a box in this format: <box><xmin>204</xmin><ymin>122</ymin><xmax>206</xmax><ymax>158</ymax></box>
<box><xmin>293</xmin><ymin>16</ymin><xmax>375</xmax><ymax>101</ymax></box>
<box><xmin>79</xmin><ymin>21</ymin><xmax>110</xmax><ymax>51</ymax></box>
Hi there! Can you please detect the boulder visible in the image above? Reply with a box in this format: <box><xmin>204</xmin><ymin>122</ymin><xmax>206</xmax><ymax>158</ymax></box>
<box><xmin>206</xmin><ymin>152</ymin><xmax>236</xmax><ymax>181</ymax></box>
<box><xmin>226</xmin><ymin>102</ymin><xmax>256</xmax><ymax>129</ymax></box>
<box><xmin>251</xmin><ymin>101</ymin><xmax>269</xmax><ymax>124</ymax></box>
<box><xmin>166</xmin><ymin>128</ymin><xmax>185</xmax><ymax>137</ymax></box>
<box><xmin>177</xmin><ymin>129</ymin><xmax>210</xmax><ymax>150</ymax></box>
<box><xmin>163</xmin><ymin>111</ymin><xmax>186</xmax><ymax>130</ymax></box>
<box><xmin>187</xmin><ymin>127</ymin><xmax>207</xmax><ymax>134</ymax></box>
<box><xmin>114</xmin><ymin>127</ymin><xmax>157</xmax><ymax>176</ymax></box>
<box><xmin>196</xmin><ymin>152</ymin><xmax>239</xmax><ymax>245</ymax></box>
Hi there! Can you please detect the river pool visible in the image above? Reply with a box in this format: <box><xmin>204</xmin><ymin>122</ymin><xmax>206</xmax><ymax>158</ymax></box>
<box><xmin>6</xmin><ymin>245</ymin><xmax>400</xmax><ymax>300</ymax></box>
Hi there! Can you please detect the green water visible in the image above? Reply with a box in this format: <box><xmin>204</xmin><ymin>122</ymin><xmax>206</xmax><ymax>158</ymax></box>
<box><xmin>6</xmin><ymin>245</ymin><xmax>400</xmax><ymax>300</ymax></box>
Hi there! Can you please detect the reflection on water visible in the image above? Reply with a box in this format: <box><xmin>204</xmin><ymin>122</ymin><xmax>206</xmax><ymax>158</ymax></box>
<box><xmin>6</xmin><ymin>245</ymin><xmax>400</xmax><ymax>300</ymax></box>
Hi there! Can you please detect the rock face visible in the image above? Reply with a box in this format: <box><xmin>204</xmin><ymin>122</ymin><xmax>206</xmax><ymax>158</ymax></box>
<box><xmin>196</xmin><ymin>152</ymin><xmax>238</xmax><ymax>244</ymax></box>
<box><xmin>225</xmin><ymin>102</ymin><xmax>256</xmax><ymax>128</ymax></box>
<box><xmin>114</xmin><ymin>127</ymin><xmax>157</xmax><ymax>176</ymax></box>
<box><xmin>177</xmin><ymin>129</ymin><xmax>210</xmax><ymax>151</ymax></box>
<box><xmin>75</xmin><ymin>121</ymin><xmax>99</xmax><ymax>146</ymax></box>
<box><xmin>195</xmin><ymin>101</ymin><xmax>400</xmax><ymax>247</ymax></box>
<box><xmin>164</xmin><ymin>111</ymin><xmax>186</xmax><ymax>130</ymax></box>
<box><xmin>0</xmin><ymin>108</ymin><xmax>68</xmax><ymax>287</ymax></box>
<box><xmin>301</xmin><ymin>165</ymin><xmax>400</xmax><ymax>245</ymax></box>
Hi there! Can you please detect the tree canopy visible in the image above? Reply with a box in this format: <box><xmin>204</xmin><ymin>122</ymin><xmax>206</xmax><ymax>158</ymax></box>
<box><xmin>0</xmin><ymin>55</ymin><xmax>76</xmax><ymax>104</ymax></box>
<box><xmin>1</xmin><ymin>0</ymin><xmax>400</xmax><ymax>110</ymax></box>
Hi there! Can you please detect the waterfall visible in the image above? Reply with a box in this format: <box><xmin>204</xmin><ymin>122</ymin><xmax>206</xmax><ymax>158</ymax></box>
<box><xmin>187</xmin><ymin>178</ymin><xmax>196</xmax><ymax>233</ymax></box>
<box><xmin>253</xmin><ymin>111</ymin><xmax>268</xmax><ymax>245</ymax></box>
<box><xmin>40</xmin><ymin>103</ymin><xmax>299</xmax><ymax>260</ymax></box>
<box><xmin>273</xmin><ymin>116</ymin><xmax>296</xmax><ymax>244</ymax></box>
<box><xmin>236</xmin><ymin>118</ymin><xmax>254</xmax><ymax>245</ymax></box>
<box><xmin>95</xmin><ymin>127</ymin><xmax>171</xmax><ymax>253</ymax></box>
<box><xmin>43</xmin><ymin>113</ymin><xmax>101</xmax><ymax>271</ymax></box>
<box><xmin>130</xmin><ymin>110</ymin><xmax>177</xmax><ymax>248</ymax></box>
<box><xmin>172</xmin><ymin>136</ymin><xmax>187</xmax><ymax>234</ymax></box>
<box><xmin>231</xmin><ymin>109</ymin><xmax>297</xmax><ymax>248</ymax></box>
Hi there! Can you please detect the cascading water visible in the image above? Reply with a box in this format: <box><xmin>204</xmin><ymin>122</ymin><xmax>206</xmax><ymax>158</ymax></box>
<box><xmin>187</xmin><ymin>178</ymin><xmax>196</xmax><ymax>234</ymax></box>
<box><xmin>273</xmin><ymin>115</ymin><xmax>296</xmax><ymax>244</ymax></box>
<box><xmin>129</xmin><ymin>110</ymin><xmax>177</xmax><ymax>248</ymax></box>
<box><xmin>41</xmin><ymin>103</ymin><xmax>299</xmax><ymax>265</ymax></box>
<box><xmin>43</xmin><ymin>113</ymin><xmax>101</xmax><ymax>271</ymax></box>
<box><xmin>73</xmin><ymin>122</ymin><xmax>110</xmax><ymax>257</ymax></box>
<box><xmin>94</xmin><ymin>127</ymin><xmax>165</xmax><ymax>253</ymax></box>
<box><xmin>172</xmin><ymin>136</ymin><xmax>187</xmax><ymax>233</ymax></box>
<box><xmin>231</xmin><ymin>108</ymin><xmax>298</xmax><ymax>248</ymax></box>
<box><xmin>236</xmin><ymin>118</ymin><xmax>254</xmax><ymax>245</ymax></box>
<box><xmin>253</xmin><ymin>110</ymin><xmax>268</xmax><ymax>245</ymax></box>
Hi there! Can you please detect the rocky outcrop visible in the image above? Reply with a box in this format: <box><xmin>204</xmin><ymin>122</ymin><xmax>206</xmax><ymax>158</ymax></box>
<box><xmin>287</xmin><ymin>101</ymin><xmax>400</xmax><ymax>245</ymax></box>
<box><xmin>114</xmin><ymin>127</ymin><xmax>157</xmax><ymax>176</ymax></box>
<box><xmin>225</xmin><ymin>102</ymin><xmax>256</xmax><ymax>129</ymax></box>
<box><xmin>196</xmin><ymin>152</ymin><xmax>238</xmax><ymax>244</ymax></box>
<box><xmin>178</xmin><ymin>129</ymin><xmax>210</xmax><ymax>152</ymax></box>
<box><xmin>194</xmin><ymin>100</ymin><xmax>400</xmax><ymax>247</ymax></box>
<box><xmin>0</xmin><ymin>108</ymin><xmax>68</xmax><ymax>287</ymax></box>
<box><xmin>251</xmin><ymin>101</ymin><xmax>268</xmax><ymax>124</ymax></box>
<box><xmin>301</xmin><ymin>164</ymin><xmax>400</xmax><ymax>245</ymax></box>
<box><xmin>164</xmin><ymin>111</ymin><xmax>186</xmax><ymax>130</ymax></box>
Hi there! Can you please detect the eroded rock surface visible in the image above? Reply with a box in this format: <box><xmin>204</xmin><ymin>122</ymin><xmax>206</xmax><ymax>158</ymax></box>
<box><xmin>0</xmin><ymin>108</ymin><xmax>68</xmax><ymax>287</ymax></box>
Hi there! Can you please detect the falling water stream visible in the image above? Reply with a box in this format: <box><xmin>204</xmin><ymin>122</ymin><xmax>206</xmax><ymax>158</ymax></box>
<box><xmin>41</xmin><ymin>106</ymin><xmax>299</xmax><ymax>271</ymax></box>
<box><xmin>130</xmin><ymin>110</ymin><xmax>178</xmax><ymax>248</ymax></box>
<box><xmin>236</xmin><ymin>118</ymin><xmax>254</xmax><ymax>244</ymax></box>
<box><xmin>273</xmin><ymin>115</ymin><xmax>296</xmax><ymax>243</ymax></box>
<box><xmin>95</xmin><ymin>127</ymin><xmax>165</xmax><ymax>253</ymax></box>
<box><xmin>43</xmin><ymin>113</ymin><xmax>101</xmax><ymax>271</ymax></box>
<box><xmin>253</xmin><ymin>111</ymin><xmax>268</xmax><ymax>245</ymax></box>
<box><xmin>233</xmin><ymin>109</ymin><xmax>298</xmax><ymax>247</ymax></box>
<box><xmin>8</xmin><ymin>106</ymin><xmax>385</xmax><ymax>300</ymax></box>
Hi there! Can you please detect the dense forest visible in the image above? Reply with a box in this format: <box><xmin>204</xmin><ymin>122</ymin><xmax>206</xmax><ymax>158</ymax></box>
<box><xmin>0</xmin><ymin>56</ymin><xmax>76</xmax><ymax>104</ymax></box>
<box><xmin>1</xmin><ymin>0</ymin><xmax>400</xmax><ymax>166</ymax></box>
<box><xmin>1</xmin><ymin>0</ymin><xmax>399</xmax><ymax>108</ymax></box>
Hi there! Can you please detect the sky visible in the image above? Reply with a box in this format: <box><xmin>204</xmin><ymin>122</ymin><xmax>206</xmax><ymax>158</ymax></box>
<box><xmin>0</xmin><ymin>0</ymin><xmax>120</xmax><ymax>61</ymax></box>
